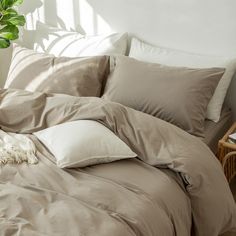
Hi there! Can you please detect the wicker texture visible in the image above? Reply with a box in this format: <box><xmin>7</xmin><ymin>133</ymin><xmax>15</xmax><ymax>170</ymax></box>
<box><xmin>217</xmin><ymin>122</ymin><xmax>236</xmax><ymax>182</ymax></box>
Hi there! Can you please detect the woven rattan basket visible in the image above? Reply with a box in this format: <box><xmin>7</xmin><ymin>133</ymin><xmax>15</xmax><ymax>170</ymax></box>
<box><xmin>217</xmin><ymin>122</ymin><xmax>236</xmax><ymax>182</ymax></box>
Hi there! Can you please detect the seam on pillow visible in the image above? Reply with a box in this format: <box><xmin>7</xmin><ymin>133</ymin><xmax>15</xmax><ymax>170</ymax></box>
<box><xmin>58</xmin><ymin>154</ymin><xmax>136</xmax><ymax>168</ymax></box>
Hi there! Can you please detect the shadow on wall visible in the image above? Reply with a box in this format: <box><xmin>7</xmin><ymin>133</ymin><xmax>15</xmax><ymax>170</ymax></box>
<box><xmin>19</xmin><ymin>0</ymin><xmax>43</xmax><ymax>47</ymax></box>
<box><xmin>20</xmin><ymin>0</ymin><xmax>79</xmax><ymax>31</ymax></box>
<box><xmin>29</xmin><ymin>21</ymin><xmax>85</xmax><ymax>55</ymax></box>
<box><xmin>19</xmin><ymin>0</ymin><xmax>85</xmax><ymax>48</ymax></box>
<box><xmin>19</xmin><ymin>0</ymin><xmax>43</xmax><ymax>15</ymax></box>
<box><xmin>18</xmin><ymin>0</ymin><xmax>116</xmax><ymax>56</ymax></box>
<box><xmin>20</xmin><ymin>0</ymin><xmax>113</xmax><ymax>36</ymax></box>
<box><xmin>0</xmin><ymin>0</ymin><xmax>43</xmax><ymax>86</ymax></box>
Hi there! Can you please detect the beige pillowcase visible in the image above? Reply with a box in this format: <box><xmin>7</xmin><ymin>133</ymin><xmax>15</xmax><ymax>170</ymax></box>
<box><xmin>102</xmin><ymin>56</ymin><xmax>225</xmax><ymax>137</ymax></box>
<box><xmin>129</xmin><ymin>37</ymin><xmax>236</xmax><ymax>122</ymax></box>
<box><xmin>5</xmin><ymin>44</ymin><xmax>110</xmax><ymax>97</ymax></box>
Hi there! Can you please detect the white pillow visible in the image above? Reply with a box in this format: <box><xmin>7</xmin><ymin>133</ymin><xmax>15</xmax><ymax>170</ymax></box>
<box><xmin>34</xmin><ymin>120</ymin><xmax>136</xmax><ymax>168</ymax></box>
<box><xmin>129</xmin><ymin>37</ymin><xmax>236</xmax><ymax>122</ymax></box>
<box><xmin>33</xmin><ymin>22</ymin><xmax>128</xmax><ymax>57</ymax></box>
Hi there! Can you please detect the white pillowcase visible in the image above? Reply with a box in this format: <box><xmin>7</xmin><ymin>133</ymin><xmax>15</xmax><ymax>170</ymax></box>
<box><xmin>129</xmin><ymin>37</ymin><xmax>236</xmax><ymax>122</ymax></box>
<box><xmin>33</xmin><ymin>22</ymin><xmax>128</xmax><ymax>57</ymax></box>
<box><xmin>34</xmin><ymin>120</ymin><xmax>136</xmax><ymax>168</ymax></box>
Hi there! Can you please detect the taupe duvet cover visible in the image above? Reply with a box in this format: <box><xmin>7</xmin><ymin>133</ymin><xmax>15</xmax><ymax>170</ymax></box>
<box><xmin>0</xmin><ymin>89</ymin><xmax>235</xmax><ymax>236</ymax></box>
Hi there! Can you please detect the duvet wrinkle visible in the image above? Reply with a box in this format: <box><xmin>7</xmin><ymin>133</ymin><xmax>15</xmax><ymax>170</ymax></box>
<box><xmin>109</xmin><ymin>212</ymin><xmax>143</xmax><ymax>236</ymax></box>
<box><xmin>73</xmin><ymin>168</ymin><xmax>171</xmax><ymax>213</ymax></box>
<box><xmin>1</xmin><ymin>158</ymin><xmax>179</xmax><ymax>235</ymax></box>
<box><xmin>119</xmin><ymin>182</ymin><xmax>179</xmax><ymax>225</ymax></box>
<box><xmin>2</xmin><ymin>168</ymin><xmax>159</xmax><ymax>223</ymax></box>
<box><xmin>76</xmin><ymin>165</ymin><xmax>189</xmax><ymax>236</ymax></box>
<box><xmin>1</xmin><ymin>180</ymin><xmax>137</xmax><ymax>236</ymax></box>
<box><xmin>0</xmin><ymin>89</ymin><xmax>235</xmax><ymax>236</ymax></box>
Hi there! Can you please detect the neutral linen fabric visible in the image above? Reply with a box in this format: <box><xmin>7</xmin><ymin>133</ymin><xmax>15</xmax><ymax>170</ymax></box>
<box><xmin>103</xmin><ymin>56</ymin><xmax>224</xmax><ymax>137</ymax></box>
<box><xmin>129</xmin><ymin>37</ymin><xmax>236</xmax><ymax>122</ymax></box>
<box><xmin>0</xmin><ymin>88</ymin><xmax>235</xmax><ymax>236</ymax></box>
<box><xmin>34</xmin><ymin>120</ymin><xmax>136</xmax><ymax>168</ymax></box>
<box><xmin>33</xmin><ymin>22</ymin><xmax>128</xmax><ymax>57</ymax></box>
<box><xmin>4</xmin><ymin>44</ymin><xmax>109</xmax><ymax>96</ymax></box>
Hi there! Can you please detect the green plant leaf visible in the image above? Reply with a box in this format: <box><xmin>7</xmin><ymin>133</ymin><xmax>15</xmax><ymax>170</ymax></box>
<box><xmin>0</xmin><ymin>8</ymin><xmax>18</xmax><ymax>23</ymax></box>
<box><xmin>0</xmin><ymin>0</ymin><xmax>24</xmax><ymax>9</ymax></box>
<box><xmin>0</xmin><ymin>12</ymin><xmax>13</xmax><ymax>25</ymax></box>
<box><xmin>0</xmin><ymin>37</ymin><xmax>10</xmax><ymax>48</ymax></box>
<box><xmin>2</xmin><ymin>8</ymin><xmax>18</xmax><ymax>16</ymax></box>
<box><xmin>0</xmin><ymin>25</ymin><xmax>18</xmax><ymax>40</ymax></box>
<box><xmin>7</xmin><ymin>14</ymin><xmax>25</xmax><ymax>26</ymax></box>
<box><xmin>0</xmin><ymin>14</ymin><xmax>25</xmax><ymax>26</ymax></box>
<box><xmin>0</xmin><ymin>0</ymin><xmax>24</xmax><ymax>48</ymax></box>
<box><xmin>1</xmin><ymin>0</ymin><xmax>10</xmax><ymax>10</ymax></box>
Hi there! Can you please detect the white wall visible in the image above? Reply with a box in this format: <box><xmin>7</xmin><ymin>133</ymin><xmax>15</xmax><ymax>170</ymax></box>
<box><xmin>0</xmin><ymin>0</ymin><xmax>235</xmax><ymax>118</ymax></box>
<box><xmin>15</xmin><ymin>0</ymin><xmax>236</xmax><ymax>56</ymax></box>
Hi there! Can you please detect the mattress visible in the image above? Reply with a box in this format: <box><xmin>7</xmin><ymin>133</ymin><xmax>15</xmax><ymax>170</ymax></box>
<box><xmin>204</xmin><ymin>108</ymin><xmax>233</xmax><ymax>153</ymax></box>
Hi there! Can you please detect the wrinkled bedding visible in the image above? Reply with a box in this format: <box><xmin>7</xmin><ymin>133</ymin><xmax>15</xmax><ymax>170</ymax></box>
<box><xmin>0</xmin><ymin>89</ymin><xmax>236</xmax><ymax>236</ymax></box>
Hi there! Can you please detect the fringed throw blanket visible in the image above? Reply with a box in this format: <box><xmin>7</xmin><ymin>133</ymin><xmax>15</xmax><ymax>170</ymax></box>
<box><xmin>0</xmin><ymin>130</ymin><xmax>37</xmax><ymax>165</ymax></box>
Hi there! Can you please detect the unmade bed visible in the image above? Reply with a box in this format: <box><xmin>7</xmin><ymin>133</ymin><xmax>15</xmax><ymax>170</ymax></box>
<box><xmin>0</xmin><ymin>89</ymin><xmax>236</xmax><ymax>236</ymax></box>
<box><xmin>0</xmin><ymin>41</ymin><xmax>236</xmax><ymax>236</ymax></box>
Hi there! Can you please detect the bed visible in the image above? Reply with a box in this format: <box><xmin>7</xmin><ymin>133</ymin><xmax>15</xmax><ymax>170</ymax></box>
<box><xmin>0</xmin><ymin>41</ymin><xmax>236</xmax><ymax>236</ymax></box>
<box><xmin>0</xmin><ymin>88</ymin><xmax>235</xmax><ymax>236</ymax></box>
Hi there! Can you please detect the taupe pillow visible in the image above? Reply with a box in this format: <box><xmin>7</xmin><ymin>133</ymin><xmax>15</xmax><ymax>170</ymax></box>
<box><xmin>5</xmin><ymin>44</ymin><xmax>109</xmax><ymax>97</ymax></box>
<box><xmin>102</xmin><ymin>56</ymin><xmax>225</xmax><ymax>137</ymax></box>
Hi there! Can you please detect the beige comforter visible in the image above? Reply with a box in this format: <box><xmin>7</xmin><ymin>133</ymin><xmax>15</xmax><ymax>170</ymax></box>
<box><xmin>0</xmin><ymin>89</ymin><xmax>235</xmax><ymax>236</ymax></box>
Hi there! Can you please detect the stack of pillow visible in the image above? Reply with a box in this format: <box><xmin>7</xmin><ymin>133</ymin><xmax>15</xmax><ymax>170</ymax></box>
<box><xmin>4</xmin><ymin>24</ymin><xmax>236</xmax><ymax>167</ymax></box>
<box><xmin>129</xmin><ymin>37</ymin><xmax>236</xmax><ymax>123</ymax></box>
<box><xmin>5</xmin><ymin>22</ymin><xmax>128</xmax><ymax>97</ymax></box>
<box><xmin>5</xmin><ymin>23</ymin><xmax>236</xmax><ymax>168</ymax></box>
<box><xmin>103</xmin><ymin>38</ymin><xmax>236</xmax><ymax>137</ymax></box>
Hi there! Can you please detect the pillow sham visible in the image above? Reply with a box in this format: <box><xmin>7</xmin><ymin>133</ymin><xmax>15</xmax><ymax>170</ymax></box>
<box><xmin>102</xmin><ymin>56</ymin><xmax>225</xmax><ymax>137</ymax></box>
<box><xmin>5</xmin><ymin>44</ymin><xmax>109</xmax><ymax>97</ymax></box>
<box><xmin>34</xmin><ymin>120</ymin><xmax>137</xmax><ymax>168</ymax></box>
<box><xmin>33</xmin><ymin>22</ymin><xmax>128</xmax><ymax>57</ymax></box>
<box><xmin>129</xmin><ymin>37</ymin><xmax>236</xmax><ymax>122</ymax></box>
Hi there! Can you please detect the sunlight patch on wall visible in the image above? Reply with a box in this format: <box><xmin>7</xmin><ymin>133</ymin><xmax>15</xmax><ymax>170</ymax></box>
<box><xmin>96</xmin><ymin>14</ymin><xmax>112</xmax><ymax>34</ymax></box>
<box><xmin>19</xmin><ymin>0</ymin><xmax>44</xmax><ymax>30</ymax></box>
<box><xmin>20</xmin><ymin>0</ymin><xmax>112</xmax><ymax>35</ymax></box>
<box><xmin>56</xmin><ymin>0</ymin><xmax>75</xmax><ymax>30</ymax></box>
<box><xmin>79</xmin><ymin>0</ymin><xmax>112</xmax><ymax>35</ymax></box>
<box><xmin>79</xmin><ymin>0</ymin><xmax>96</xmax><ymax>35</ymax></box>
